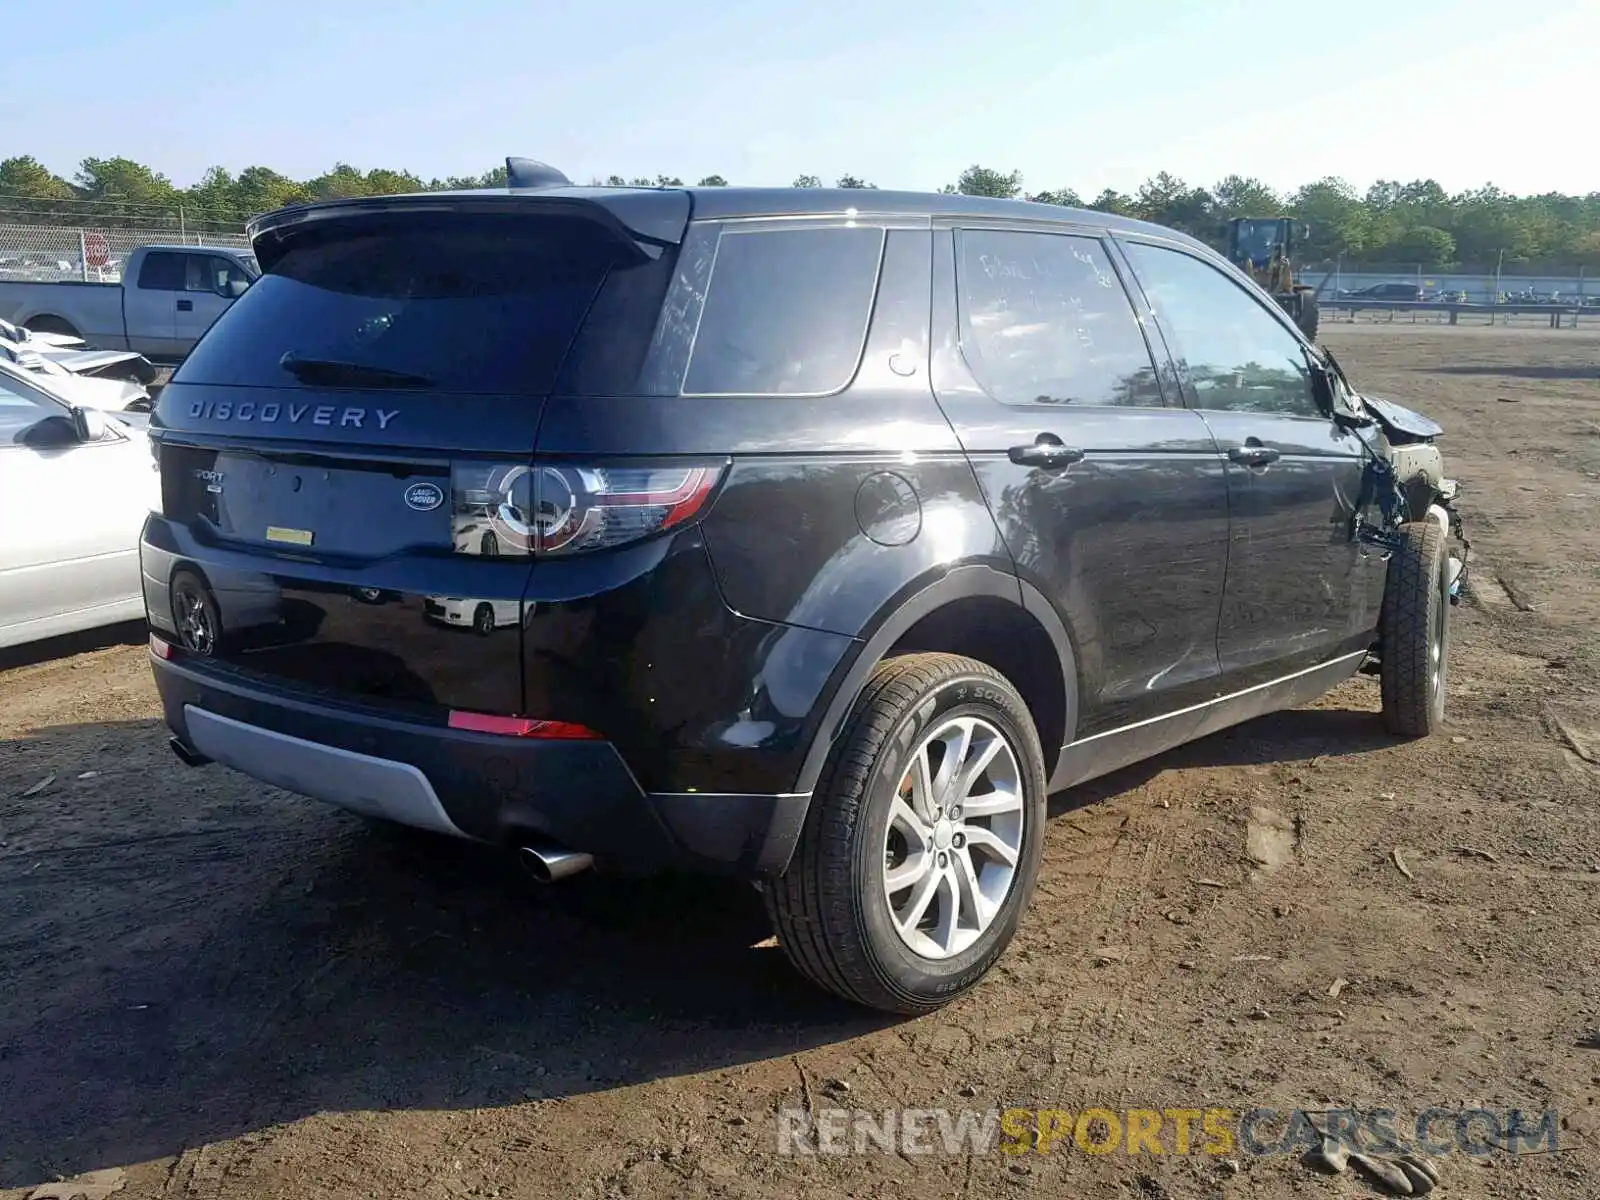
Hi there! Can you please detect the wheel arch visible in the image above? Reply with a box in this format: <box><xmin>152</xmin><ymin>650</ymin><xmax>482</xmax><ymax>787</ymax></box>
<box><xmin>22</xmin><ymin>313</ymin><xmax>81</xmax><ymax>337</ymax></box>
<box><xmin>793</xmin><ymin>565</ymin><xmax>1079</xmax><ymax>797</ymax></box>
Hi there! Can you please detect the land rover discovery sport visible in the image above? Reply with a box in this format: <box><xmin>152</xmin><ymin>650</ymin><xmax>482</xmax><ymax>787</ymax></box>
<box><xmin>142</xmin><ymin>159</ymin><xmax>1465</xmax><ymax>1014</ymax></box>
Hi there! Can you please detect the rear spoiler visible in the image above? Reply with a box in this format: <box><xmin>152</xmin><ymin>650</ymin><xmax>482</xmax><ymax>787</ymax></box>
<box><xmin>247</xmin><ymin>187</ymin><xmax>693</xmax><ymax>271</ymax></box>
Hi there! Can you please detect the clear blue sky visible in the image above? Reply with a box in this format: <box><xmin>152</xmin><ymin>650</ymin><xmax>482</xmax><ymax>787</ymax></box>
<box><xmin>4</xmin><ymin>0</ymin><xmax>1589</xmax><ymax>195</ymax></box>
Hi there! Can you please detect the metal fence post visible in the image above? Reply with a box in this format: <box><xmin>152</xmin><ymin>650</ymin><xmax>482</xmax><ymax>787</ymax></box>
<box><xmin>78</xmin><ymin>229</ymin><xmax>88</xmax><ymax>282</ymax></box>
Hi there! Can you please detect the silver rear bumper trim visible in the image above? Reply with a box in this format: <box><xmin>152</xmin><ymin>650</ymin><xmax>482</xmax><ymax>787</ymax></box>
<box><xmin>183</xmin><ymin>705</ymin><xmax>470</xmax><ymax>839</ymax></box>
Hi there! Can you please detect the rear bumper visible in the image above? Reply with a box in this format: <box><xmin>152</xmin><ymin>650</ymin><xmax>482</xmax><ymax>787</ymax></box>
<box><xmin>153</xmin><ymin>650</ymin><xmax>809</xmax><ymax>876</ymax></box>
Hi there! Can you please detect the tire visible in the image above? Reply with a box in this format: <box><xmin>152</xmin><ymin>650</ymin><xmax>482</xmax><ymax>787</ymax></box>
<box><xmin>1296</xmin><ymin>290</ymin><xmax>1320</xmax><ymax>342</ymax></box>
<box><xmin>480</xmin><ymin>531</ymin><xmax>499</xmax><ymax>557</ymax></box>
<box><xmin>766</xmin><ymin>653</ymin><xmax>1048</xmax><ymax>1014</ymax></box>
<box><xmin>472</xmin><ymin>603</ymin><xmax>496</xmax><ymax>636</ymax></box>
<box><xmin>1380</xmin><ymin>519</ymin><xmax>1450</xmax><ymax>737</ymax></box>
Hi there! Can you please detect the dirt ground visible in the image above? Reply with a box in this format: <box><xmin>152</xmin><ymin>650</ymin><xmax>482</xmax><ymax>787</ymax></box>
<box><xmin>2</xmin><ymin>325</ymin><xmax>1597</xmax><ymax>1200</ymax></box>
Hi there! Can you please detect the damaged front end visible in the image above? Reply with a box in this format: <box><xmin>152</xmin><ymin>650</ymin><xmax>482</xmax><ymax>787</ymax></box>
<box><xmin>1329</xmin><ymin>375</ymin><xmax>1471</xmax><ymax>684</ymax></box>
<box><xmin>1348</xmin><ymin>392</ymin><xmax>1470</xmax><ymax>606</ymax></box>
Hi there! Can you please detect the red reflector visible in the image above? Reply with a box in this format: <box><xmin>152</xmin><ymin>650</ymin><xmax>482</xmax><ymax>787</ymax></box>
<box><xmin>447</xmin><ymin>711</ymin><xmax>601</xmax><ymax>739</ymax></box>
<box><xmin>149</xmin><ymin>634</ymin><xmax>174</xmax><ymax>660</ymax></box>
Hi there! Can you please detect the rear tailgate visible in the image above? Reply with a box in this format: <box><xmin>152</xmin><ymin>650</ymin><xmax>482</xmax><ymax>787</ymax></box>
<box><xmin>145</xmin><ymin>193</ymin><xmax>687</xmax><ymax>718</ymax></box>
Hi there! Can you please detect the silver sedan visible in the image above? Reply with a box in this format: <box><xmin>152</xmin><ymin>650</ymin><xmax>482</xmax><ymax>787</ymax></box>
<box><xmin>0</xmin><ymin>358</ymin><xmax>159</xmax><ymax>648</ymax></box>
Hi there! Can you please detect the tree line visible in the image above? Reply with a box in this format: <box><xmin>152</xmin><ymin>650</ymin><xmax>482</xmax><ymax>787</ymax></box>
<box><xmin>3</xmin><ymin>154</ymin><xmax>1599</xmax><ymax>271</ymax></box>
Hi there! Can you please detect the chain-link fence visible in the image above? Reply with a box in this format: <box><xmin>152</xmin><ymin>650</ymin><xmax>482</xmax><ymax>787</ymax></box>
<box><xmin>0</xmin><ymin>223</ymin><xmax>251</xmax><ymax>284</ymax></box>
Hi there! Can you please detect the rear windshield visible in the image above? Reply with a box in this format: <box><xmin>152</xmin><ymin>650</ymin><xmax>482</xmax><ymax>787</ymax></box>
<box><xmin>176</xmin><ymin>212</ymin><xmax>664</xmax><ymax>396</ymax></box>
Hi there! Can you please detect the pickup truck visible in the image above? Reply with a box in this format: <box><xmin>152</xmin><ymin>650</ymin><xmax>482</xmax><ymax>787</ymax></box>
<box><xmin>0</xmin><ymin>244</ymin><xmax>259</xmax><ymax>363</ymax></box>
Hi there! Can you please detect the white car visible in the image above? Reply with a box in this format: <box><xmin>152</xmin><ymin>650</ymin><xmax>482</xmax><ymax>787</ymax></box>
<box><xmin>0</xmin><ymin>359</ymin><xmax>159</xmax><ymax>648</ymax></box>
<box><xmin>0</xmin><ymin>316</ymin><xmax>157</xmax><ymax>389</ymax></box>
<box><xmin>0</xmin><ymin>342</ymin><xmax>151</xmax><ymax>413</ymax></box>
<box><xmin>422</xmin><ymin>596</ymin><xmax>527</xmax><ymax>636</ymax></box>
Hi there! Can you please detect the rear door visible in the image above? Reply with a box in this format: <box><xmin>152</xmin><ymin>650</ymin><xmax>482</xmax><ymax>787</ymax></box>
<box><xmin>1117</xmin><ymin>237</ymin><xmax>1380</xmax><ymax>692</ymax></box>
<box><xmin>929</xmin><ymin>221</ymin><xmax>1231</xmax><ymax>739</ymax></box>
<box><xmin>147</xmin><ymin>198</ymin><xmax>685</xmax><ymax>718</ymax></box>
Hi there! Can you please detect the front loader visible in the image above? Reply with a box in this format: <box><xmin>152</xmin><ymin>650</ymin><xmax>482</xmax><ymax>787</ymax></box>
<box><xmin>1225</xmin><ymin>216</ymin><xmax>1322</xmax><ymax>342</ymax></box>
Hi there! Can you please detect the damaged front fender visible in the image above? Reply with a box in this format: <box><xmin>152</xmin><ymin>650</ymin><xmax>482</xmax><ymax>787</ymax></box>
<box><xmin>1348</xmin><ymin>391</ymin><xmax>1469</xmax><ymax>602</ymax></box>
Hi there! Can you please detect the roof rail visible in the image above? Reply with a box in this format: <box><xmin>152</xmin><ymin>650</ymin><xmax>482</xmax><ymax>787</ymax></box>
<box><xmin>505</xmin><ymin>157</ymin><xmax>572</xmax><ymax>189</ymax></box>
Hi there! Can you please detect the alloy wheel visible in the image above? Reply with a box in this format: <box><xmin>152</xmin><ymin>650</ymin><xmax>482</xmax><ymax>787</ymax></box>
<box><xmin>881</xmin><ymin>715</ymin><xmax>1025</xmax><ymax>960</ymax></box>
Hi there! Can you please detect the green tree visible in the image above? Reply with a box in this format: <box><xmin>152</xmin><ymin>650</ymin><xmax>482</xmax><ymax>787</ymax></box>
<box><xmin>1390</xmin><ymin>225</ymin><xmax>1456</xmax><ymax>267</ymax></box>
<box><xmin>183</xmin><ymin>166</ymin><xmax>247</xmax><ymax>231</ymax></box>
<box><xmin>1133</xmin><ymin>172</ymin><xmax>1212</xmax><ymax>234</ymax></box>
<box><xmin>1287</xmin><ymin>177</ymin><xmax>1369</xmax><ymax>257</ymax></box>
<box><xmin>364</xmin><ymin>168</ymin><xmax>425</xmax><ymax>196</ymax></box>
<box><xmin>952</xmin><ymin>165</ymin><xmax>1022</xmax><ymax>199</ymax></box>
<box><xmin>1571</xmin><ymin>229</ymin><xmax>1600</xmax><ymax>267</ymax></box>
<box><xmin>1087</xmin><ymin>189</ymin><xmax>1135</xmax><ymax>216</ymax></box>
<box><xmin>12</xmin><ymin>151</ymin><xmax>1600</xmax><ymax>274</ymax></box>
<box><xmin>1211</xmin><ymin>175</ymin><xmax>1281</xmax><ymax>221</ymax></box>
<box><xmin>74</xmin><ymin>156</ymin><xmax>180</xmax><ymax>226</ymax></box>
<box><xmin>306</xmin><ymin>163</ymin><xmax>372</xmax><ymax>200</ymax></box>
<box><xmin>0</xmin><ymin>155</ymin><xmax>77</xmax><ymax>224</ymax></box>
<box><xmin>232</xmin><ymin>166</ymin><xmax>311</xmax><ymax>215</ymax></box>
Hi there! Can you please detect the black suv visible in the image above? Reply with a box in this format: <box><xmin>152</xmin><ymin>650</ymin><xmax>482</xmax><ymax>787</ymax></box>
<box><xmin>143</xmin><ymin>161</ymin><xmax>1464</xmax><ymax>1014</ymax></box>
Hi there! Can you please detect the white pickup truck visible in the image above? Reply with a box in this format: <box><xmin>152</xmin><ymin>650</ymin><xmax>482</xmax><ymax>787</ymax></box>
<box><xmin>0</xmin><ymin>244</ymin><xmax>259</xmax><ymax>363</ymax></box>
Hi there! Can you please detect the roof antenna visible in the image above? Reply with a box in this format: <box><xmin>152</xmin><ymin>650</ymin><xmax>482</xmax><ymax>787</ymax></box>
<box><xmin>505</xmin><ymin>157</ymin><xmax>572</xmax><ymax>189</ymax></box>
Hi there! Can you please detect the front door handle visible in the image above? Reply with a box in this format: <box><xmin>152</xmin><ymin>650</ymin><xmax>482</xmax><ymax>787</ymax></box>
<box><xmin>1009</xmin><ymin>437</ymin><xmax>1085</xmax><ymax>469</ymax></box>
<box><xmin>1228</xmin><ymin>444</ymin><xmax>1281</xmax><ymax>467</ymax></box>
<box><xmin>176</xmin><ymin>299</ymin><xmax>193</xmax><ymax>312</ymax></box>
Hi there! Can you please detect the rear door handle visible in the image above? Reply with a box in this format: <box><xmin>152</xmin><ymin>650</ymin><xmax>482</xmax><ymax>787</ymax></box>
<box><xmin>1228</xmin><ymin>445</ymin><xmax>1281</xmax><ymax>467</ymax></box>
<box><xmin>1009</xmin><ymin>438</ymin><xmax>1085</xmax><ymax>469</ymax></box>
<box><xmin>176</xmin><ymin>299</ymin><xmax>193</xmax><ymax>312</ymax></box>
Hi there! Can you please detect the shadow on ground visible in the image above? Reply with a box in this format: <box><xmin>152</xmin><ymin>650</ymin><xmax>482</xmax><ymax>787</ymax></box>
<box><xmin>0</xmin><ymin>620</ymin><xmax>147</xmax><ymax>672</ymax></box>
<box><xmin>1049</xmin><ymin>704</ymin><xmax>1397</xmax><ymax>817</ymax></box>
<box><xmin>0</xmin><ymin>702</ymin><xmax>1399</xmax><ymax>1186</ymax></box>
<box><xmin>1425</xmin><ymin>363</ymin><xmax>1600</xmax><ymax>381</ymax></box>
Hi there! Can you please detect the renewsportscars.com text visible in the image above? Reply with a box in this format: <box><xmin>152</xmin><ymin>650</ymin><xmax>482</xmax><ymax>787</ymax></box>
<box><xmin>775</xmin><ymin>1106</ymin><xmax>1561</xmax><ymax>1157</ymax></box>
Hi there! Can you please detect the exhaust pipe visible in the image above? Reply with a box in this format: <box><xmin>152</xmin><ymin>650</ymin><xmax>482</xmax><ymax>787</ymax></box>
<box><xmin>518</xmin><ymin>843</ymin><xmax>594</xmax><ymax>883</ymax></box>
<box><xmin>169</xmin><ymin>736</ymin><xmax>211</xmax><ymax>768</ymax></box>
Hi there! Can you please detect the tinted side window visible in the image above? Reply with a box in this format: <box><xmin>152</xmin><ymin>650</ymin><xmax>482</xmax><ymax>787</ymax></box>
<box><xmin>956</xmin><ymin>229</ymin><xmax>1162</xmax><ymax>407</ymax></box>
<box><xmin>682</xmin><ymin>226</ymin><xmax>884</xmax><ymax>396</ymax></box>
<box><xmin>1121</xmin><ymin>242</ymin><xmax>1318</xmax><ymax>418</ymax></box>
<box><xmin>137</xmin><ymin>252</ymin><xmax>185</xmax><ymax>291</ymax></box>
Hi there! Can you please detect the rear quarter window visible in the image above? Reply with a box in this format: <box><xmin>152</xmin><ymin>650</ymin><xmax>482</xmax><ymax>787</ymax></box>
<box><xmin>669</xmin><ymin>224</ymin><xmax>885</xmax><ymax>397</ymax></box>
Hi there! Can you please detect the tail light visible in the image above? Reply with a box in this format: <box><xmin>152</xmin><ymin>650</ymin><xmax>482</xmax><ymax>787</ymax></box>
<box><xmin>450</xmin><ymin>460</ymin><xmax>726</xmax><ymax>557</ymax></box>
<box><xmin>447</xmin><ymin>711</ymin><xmax>601</xmax><ymax>739</ymax></box>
